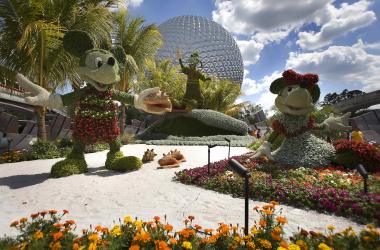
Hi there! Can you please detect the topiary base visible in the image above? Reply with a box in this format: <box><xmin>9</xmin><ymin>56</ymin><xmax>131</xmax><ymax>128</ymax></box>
<box><xmin>105</xmin><ymin>151</ymin><xmax>124</xmax><ymax>169</ymax></box>
<box><xmin>107</xmin><ymin>156</ymin><xmax>142</xmax><ymax>172</ymax></box>
<box><xmin>50</xmin><ymin>159</ymin><xmax>88</xmax><ymax>178</ymax></box>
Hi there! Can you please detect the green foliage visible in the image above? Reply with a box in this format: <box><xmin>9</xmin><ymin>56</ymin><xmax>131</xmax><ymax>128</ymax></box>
<box><xmin>108</xmin><ymin>156</ymin><xmax>143</xmax><ymax>172</ymax></box>
<box><xmin>50</xmin><ymin>158</ymin><xmax>87</xmax><ymax>178</ymax></box>
<box><xmin>248</xmin><ymin>139</ymin><xmax>264</xmax><ymax>150</ymax></box>
<box><xmin>63</xmin><ymin>30</ymin><xmax>94</xmax><ymax>58</ymax></box>
<box><xmin>26</xmin><ymin>140</ymin><xmax>62</xmax><ymax>160</ymax></box>
<box><xmin>134</xmin><ymin>59</ymin><xmax>187</xmax><ymax>107</ymax></box>
<box><xmin>120</xmin><ymin>133</ymin><xmax>135</xmax><ymax>145</ymax></box>
<box><xmin>200</xmin><ymin>78</ymin><xmax>241</xmax><ymax>112</ymax></box>
<box><xmin>311</xmin><ymin>106</ymin><xmax>349</xmax><ymax>140</ymax></box>
<box><xmin>105</xmin><ymin>151</ymin><xmax>124</xmax><ymax>169</ymax></box>
<box><xmin>84</xmin><ymin>143</ymin><xmax>109</xmax><ymax>153</ymax></box>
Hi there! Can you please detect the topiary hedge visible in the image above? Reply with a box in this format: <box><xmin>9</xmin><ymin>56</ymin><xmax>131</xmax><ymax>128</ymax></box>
<box><xmin>107</xmin><ymin>156</ymin><xmax>142</xmax><ymax>172</ymax></box>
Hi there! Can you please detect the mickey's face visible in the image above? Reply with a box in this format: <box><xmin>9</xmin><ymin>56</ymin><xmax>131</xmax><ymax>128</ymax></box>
<box><xmin>275</xmin><ymin>85</ymin><xmax>315</xmax><ymax>116</ymax></box>
<box><xmin>78</xmin><ymin>49</ymin><xmax>120</xmax><ymax>92</ymax></box>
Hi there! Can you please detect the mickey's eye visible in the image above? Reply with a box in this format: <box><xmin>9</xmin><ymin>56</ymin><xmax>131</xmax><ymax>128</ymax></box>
<box><xmin>95</xmin><ymin>57</ymin><xmax>103</xmax><ymax>68</ymax></box>
<box><xmin>288</xmin><ymin>87</ymin><xmax>293</xmax><ymax>92</ymax></box>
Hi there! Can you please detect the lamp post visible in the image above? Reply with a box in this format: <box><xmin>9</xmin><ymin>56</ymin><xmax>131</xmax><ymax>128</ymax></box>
<box><xmin>356</xmin><ymin>164</ymin><xmax>369</xmax><ymax>194</ymax></box>
<box><xmin>207</xmin><ymin>144</ymin><xmax>217</xmax><ymax>175</ymax></box>
<box><xmin>224</xmin><ymin>138</ymin><xmax>231</xmax><ymax>159</ymax></box>
<box><xmin>229</xmin><ymin>159</ymin><xmax>250</xmax><ymax>235</ymax></box>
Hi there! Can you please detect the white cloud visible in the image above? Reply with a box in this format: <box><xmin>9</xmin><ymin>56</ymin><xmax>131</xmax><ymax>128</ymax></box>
<box><xmin>212</xmin><ymin>0</ymin><xmax>331</xmax><ymax>35</ymax></box>
<box><xmin>119</xmin><ymin>0</ymin><xmax>143</xmax><ymax>8</ymax></box>
<box><xmin>286</xmin><ymin>41</ymin><xmax>380</xmax><ymax>92</ymax></box>
<box><xmin>297</xmin><ymin>0</ymin><xmax>376</xmax><ymax>50</ymax></box>
<box><xmin>236</xmin><ymin>38</ymin><xmax>264</xmax><ymax>66</ymax></box>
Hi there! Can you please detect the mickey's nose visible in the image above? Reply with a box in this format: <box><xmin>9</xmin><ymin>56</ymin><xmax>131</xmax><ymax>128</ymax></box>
<box><xmin>107</xmin><ymin>57</ymin><xmax>115</xmax><ymax>66</ymax></box>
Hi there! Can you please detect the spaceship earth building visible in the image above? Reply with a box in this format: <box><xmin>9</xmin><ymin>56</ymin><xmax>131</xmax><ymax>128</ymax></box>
<box><xmin>156</xmin><ymin>16</ymin><xmax>244</xmax><ymax>85</ymax></box>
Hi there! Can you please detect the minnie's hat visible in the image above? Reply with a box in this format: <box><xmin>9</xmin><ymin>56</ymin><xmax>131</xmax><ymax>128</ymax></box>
<box><xmin>270</xmin><ymin>69</ymin><xmax>320</xmax><ymax>103</ymax></box>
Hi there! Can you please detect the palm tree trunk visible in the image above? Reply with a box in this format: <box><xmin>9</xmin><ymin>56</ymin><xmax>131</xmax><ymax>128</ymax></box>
<box><xmin>119</xmin><ymin>103</ymin><xmax>126</xmax><ymax>134</ymax></box>
<box><xmin>36</xmin><ymin>106</ymin><xmax>47</xmax><ymax>140</ymax></box>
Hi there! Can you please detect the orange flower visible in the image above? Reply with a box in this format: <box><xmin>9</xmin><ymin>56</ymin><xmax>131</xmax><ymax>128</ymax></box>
<box><xmin>72</xmin><ymin>243</ymin><xmax>80</xmax><ymax>250</ymax></box>
<box><xmin>31</xmin><ymin>213</ymin><xmax>39</xmax><ymax>219</ymax></box>
<box><xmin>50</xmin><ymin>241</ymin><xmax>62</xmax><ymax>250</ymax></box>
<box><xmin>65</xmin><ymin>220</ymin><xmax>75</xmax><ymax>225</ymax></box>
<box><xmin>276</xmin><ymin>216</ymin><xmax>288</xmax><ymax>224</ymax></box>
<box><xmin>204</xmin><ymin>229</ymin><xmax>213</xmax><ymax>234</ymax></box>
<box><xmin>63</xmin><ymin>210</ymin><xmax>69</xmax><ymax>215</ymax></box>
<box><xmin>49</xmin><ymin>210</ymin><xmax>58</xmax><ymax>215</ymax></box>
<box><xmin>169</xmin><ymin>238</ymin><xmax>177</xmax><ymax>245</ymax></box>
<box><xmin>53</xmin><ymin>223</ymin><xmax>63</xmax><ymax>229</ymax></box>
<box><xmin>19</xmin><ymin>217</ymin><xmax>27</xmax><ymax>223</ymax></box>
<box><xmin>271</xmin><ymin>231</ymin><xmax>281</xmax><ymax>241</ymax></box>
<box><xmin>140</xmin><ymin>231</ymin><xmax>151</xmax><ymax>243</ymax></box>
<box><xmin>129</xmin><ymin>245</ymin><xmax>140</xmax><ymax>250</ymax></box>
<box><xmin>10</xmin><ymin>221</ymin><xmax>19</xmax><ymax>227</ymax></box>
<box><xmin>270</xmin><ymin>201</ymin><xmax>279</xmax><ymax>206</ymax></box>
<box><xmin>34</xmin><ymin>231</ymin><xmax>43</xmax><ymax>240</ymax></box>
<box><xmin>155</xmin><ymin>240</ymin><xmax>169</xmax><ymax>250</ymax></box>
<box><xmin>263</xmin><ymin>204</ymin><xmax>274</xmax><ymax>210</ymax></box>
<box><xmin>195</xmin><ymin>224</ymin><xmax>202</xmax><ymax>230</ymax></box>
<box><xmin>280</xmin><ymin>241</ymin><xmax>289</xmax><ymax>248</ymax></box>
<box><xmin>40</xmin><ymin>211</ymin><xmax>48</xmax><ymax>217</ymax></box>
<box><xmin>95</xmin><ymin>225</ymin><xmax>102</xmax><ymax>232</ymax></box>
<box><xmin>52</xmin><ymin>231</ymin><xmax>63</xmax><ymax>241</ymax></box>
<box><xmin>259</xmin><ymin>220</ymin><xmax>267</xmax><ymax>227</ymax></box>
<box><xmin>88</xmin><ymin>233</ymin><xmax>99</xmax><ymax>242</ymax></box>
<box><xmin>101</xmin><ymin>227</ymin><xmax>109</xmax><ymax>234</ymax></box>
<box><xmin>274</xmin><ymin>226</ymin><xmax>282</xmax><ymax>234</ymax></box>
<box><xmin>188</xmin><ymin>215</ymin><xmax>195</xmax><ymax>221</ymax></box>
<box><xmin>154</xmin><ymin>216</ymin><xmax>160</xmax><ymax>221</ymax></box>
<box><xmin>164</xmin><ymin>224</ymin><xmax>173</xmax><ymax>232</ymax></box>
<box><xmin>263</xmin><ymin>209</ymin><xmax>273</xmax><ymax>215</ymax></box>
<box><xmin>179</xmin><ymin>228</ymin><xmax>195</xmax><ymax>238</ymax></box>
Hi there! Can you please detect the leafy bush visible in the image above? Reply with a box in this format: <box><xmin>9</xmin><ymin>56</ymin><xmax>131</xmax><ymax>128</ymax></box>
<box><xmin>1</xmin><ymin>203</ymin><xmax>379</xmax><ymax>250</ymax></box>
<box><xmin>26</xmin><ymin>140</ymin><xmax>62</xmax><ymax>160</ymax></box>
<box><xmin>108</xmin><ymin>156</ymin><xmax>142</xmax><ymax>172</ymax></box>
<box><xmin>174</xmin><ymin>155</ymin><xmax>380</xmax><ymax>225</ymax></box>
<box><xmin>120</xmin><ymin>133</ymin><xmax>135</xmax><ymax>145</ymax></box>
<box><xmin>50</xmin><ymin>159</ymin><xmax>88</xmax><ymax>178</ymax></box>
<box><xmin>84</xmin><ymin>143</ymin><xmax>109</xmax><ymax>153</ymax></box>
<box><xmin>334</xmin><ymin>139</ymin><xmax>380</xmax><ymax>172</ymax></box>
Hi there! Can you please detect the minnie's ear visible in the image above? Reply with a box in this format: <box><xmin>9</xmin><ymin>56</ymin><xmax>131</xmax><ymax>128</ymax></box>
<box><xmin>309</xmin><ymin>84</ymin><xmax>321</xmax><ymax>103</ymax></box>
<box><xmin>110</xmin><ymin>45</ymin><xmax>127</xmax><ymax>64</ymax></box>
<box><xmin>63</xmin><ymin>30</ymin><xmax>94</xmax><ymax>57</ymax></box>
<box><xmin>269</xmin><ymin>77</ymin><xmax>285</xmax><ymax>94</ymax></box>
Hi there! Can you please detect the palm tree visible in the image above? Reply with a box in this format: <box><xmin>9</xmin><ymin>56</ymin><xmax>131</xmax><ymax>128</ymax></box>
<box><xmin>200</xmin><ymin>78</ymin><xmax>242</xmax><ymax>113</ymax></box>
<box><xmin>112</xmin><ymin>7</ymin><xmax>162</xmax><ymax>133</ymax></box>
<box><xmin>134</xmin><ymin>58</ymin><xmax>187</xmax><ymax>108</ymax></box>
<box><xmin>0</xmin><ymin>0</ymin><xmax>116</xmax><ymax>140</ymax></box>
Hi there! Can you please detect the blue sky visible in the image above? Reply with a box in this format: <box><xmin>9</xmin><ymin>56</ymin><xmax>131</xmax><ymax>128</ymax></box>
<box><xmin>126</xmin><ymin>0</ymin><xmax>380</xmax><ymax>111</ymax></box>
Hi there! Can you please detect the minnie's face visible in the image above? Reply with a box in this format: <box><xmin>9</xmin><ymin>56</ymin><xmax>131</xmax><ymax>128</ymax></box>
<box><xmin>275</xmin><ymin>85</ymin><xmax>315</xmax><ymax>116</ymax></box>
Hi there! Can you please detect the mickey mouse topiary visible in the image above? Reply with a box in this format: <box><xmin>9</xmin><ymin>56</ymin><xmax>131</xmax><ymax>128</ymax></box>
<box><xmin>16</xmin><ymin>30</ymin><xmax>172</xmax><ymax>177</ymax></box>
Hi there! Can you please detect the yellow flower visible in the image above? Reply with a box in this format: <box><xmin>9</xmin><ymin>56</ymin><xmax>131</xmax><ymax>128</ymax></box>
<box><xmin>276</xmin><ymin>216</ymin><xmax>288</xmax><ymax>224</ymax></box>
<box><xmin>318</xmin><ymin>243</ymin><xmax>333</xmax><ymax>250</ymax></box>
<box><xmin>72</xmin><ymin>243</ymin><xmax>80</xmax><ymax>250</ymax></box>
<box><xmin>250</xmin><ymin>226</ymin><xmax>258</xmax><ymax>235</ymax></box>
<box><xmin>258</xmin><ymin>238</ymin><xmax>272</xmax><ymax>249</ymax></box>
<box><xmin>134</xmin><ymin>220</ymin><xmax>143</xmax><ymax>228</ymax></box>
<box><xmin>327</xmin><ymin>225</ymin><xmax>335</xmax><ymax>231</ymax></box>
<box><xmin>182</xmin><ymin>241</ymin><xmax>192</xmax><ymax>249</ymax></box>
<box><xmin>277</xmin><ymin>247</ymin><xmax>288</xmax><ymax>250</ymax></box>
<box><xmin>296</xmin><ymin>240</ymin><xmax>308</xmax><ymax>250</ymax></box>
<box><xmin>88</xmin><ymin>242</ymin><xmax>97</xmax><ymax>250</ymax></box>
<box><xmin>51</xmin><ymin>241</ymin><xmax>62</xmax><ymax>250</ymax></box>
<box><xmin>289</xmin><ymin>243</ymin><xmax>301</xmax><ymax>250</ymax></box>
<box><xmin>124</xmin><ymin>216</ymin><xmax>133</xmax><ymax>224</ymax></box>
<box><xmin>234</xmin><ymin>236</ymin><xmax>241</xmax><ymax>243</ymax></box>
<box><xmin>34</xmin><ymin>231</ymin><xmax>43</xmax><ymax>240</ymax></box>
<box><xmin>247</xmin><ymin>241</ymin><xmax>255</xmax><ymax>249</ymax></box>
<box><xmin>263</xmin><ymin>209</ymin><xmax>274</xmax><ymax>215</ymax></box>
<box><xmin>110</xmin><ymin>225</ymin><xmax>122</xmax><ymax>237</ymax></box>
<box><xmin>88</xmin><ymin>233</ymin><xmax>99</xmax><ymax>242</ymax></box>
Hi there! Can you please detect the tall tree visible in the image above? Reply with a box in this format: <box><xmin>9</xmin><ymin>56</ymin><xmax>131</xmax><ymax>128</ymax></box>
<box><xmin>0</xmin><ymin>0</ymin><xmax>116</xmax><ymax>140</ymax></box>
<box><xmin>112</xmin><ymin>7</ymin><xmax>162</xmax><ymax>133</ymax></box>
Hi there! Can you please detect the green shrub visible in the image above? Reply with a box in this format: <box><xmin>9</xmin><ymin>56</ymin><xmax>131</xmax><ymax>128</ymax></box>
<box><xmin>108</xmin><ymin>156</ymin><xmax>142</xmax><ymax>172</ymax></box>
<box><xmin>50</xmin><ymin>159</ymin><xmax>88</xmax><ymax>178</ymax></box>
<box><xmin>84</xmin><ymin>143</ymin><xmax>109</xmax><ymax>153</ymax></box>
<box><xmin>56</xmin><ymin>137</ymin><xmax>73</xmax><ymax>149</ymax></box>
<box><xmin>105</xmin><ymin>151</ymin><xmax>124</xmax><ymax>169</ymax></box>
<box><xmin>120</xmin><ymin>133</ymin><xmax>135</xmax><ymax>145</ymax></box>
<box><xmin>26</xmin><ymin>140</ymin><xmax>62</xmax><ymax>160</ymax></box>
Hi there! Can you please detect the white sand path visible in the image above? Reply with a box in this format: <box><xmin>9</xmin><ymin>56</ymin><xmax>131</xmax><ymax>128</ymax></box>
<box><xmin>0</xmin><ymin>144</ymin><xmax>366</xmax><ymax>238</ymax></box>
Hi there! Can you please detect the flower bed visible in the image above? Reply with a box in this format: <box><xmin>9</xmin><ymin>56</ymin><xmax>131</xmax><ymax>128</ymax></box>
<box><xmin>174</xmin><ymin>154</ymin><xmax>380</xmax><ymax>226</ymax></box>
<box><xmin>1</xmin><ymin>203</ymin><xmax>379</xmax><ymax>250</ymax></box>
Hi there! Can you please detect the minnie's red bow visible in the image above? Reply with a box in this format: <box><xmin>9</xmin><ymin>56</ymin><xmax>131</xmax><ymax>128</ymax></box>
<box><xmin>282</xmin><ymin>69</ymin><xmax>319</xmax><ymax>89</ymax></box>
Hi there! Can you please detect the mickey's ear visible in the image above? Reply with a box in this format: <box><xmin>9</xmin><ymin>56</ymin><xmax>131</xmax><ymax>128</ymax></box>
<box><xmin>110</xmin><ymin>45</ymin><xmax>127</xmax><ymax>64</ymax></box>
<box><xmin>270</xmin><ymin>77</ymin><xmax>285</xmax><ymax>94</ymax></box>
<box><xmin>63</xmin><ymin>30</ymin><xmax>94</xmax><ymax>57</ymax></box>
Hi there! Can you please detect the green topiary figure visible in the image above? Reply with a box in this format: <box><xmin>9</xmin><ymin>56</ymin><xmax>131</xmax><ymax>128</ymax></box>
<box><xmin>16</xmin><ymin>30</ymin><xmax>172</xmax><ymax>177</ymax></box>
<box><xmin>176</xmin><ymin>50</ymin><xmax>210</xmax><ymax>109</ymax></box>
<box><xmin>251</xmin><ymin>69</ymin><xmax>352</xmax><ymax>167</ymax></box>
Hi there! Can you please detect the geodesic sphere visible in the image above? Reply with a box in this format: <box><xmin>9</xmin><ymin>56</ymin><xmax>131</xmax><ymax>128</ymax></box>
<box><xmin>157</xmin><ymin>15</ymin><xmax>244</xmax><ymax>85</ymax></box>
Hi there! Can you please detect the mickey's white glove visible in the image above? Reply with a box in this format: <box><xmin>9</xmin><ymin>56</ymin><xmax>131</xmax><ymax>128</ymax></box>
<box><xmin>134</xmin><ymin>87</ymin><xmax>160</xmax><ymax>111</ymax></box>
<box><xmin>134</xmin><ymin>87</ymin><xmax>172</xmax><ymax>115</ymax></box>
<box><xmin>250</xmin><ymin>141</ymin><xmax>274</xmax><ymax>161</ymax></box>
<box><xmin>323</xmin><ymin>112</ymin><xmax>351</xmax><ymax>131</ymax></box>
<box><xmin>16</xmin><ymin>73</ymin><xmax>63</xmax><ymax>109</ymax></box>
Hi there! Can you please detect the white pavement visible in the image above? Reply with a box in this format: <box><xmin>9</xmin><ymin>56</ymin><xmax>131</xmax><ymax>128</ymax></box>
<box><xmin>0</xmin><ymin>144</ymin><xmax>366</xmax><ymax>237</ymax></box>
